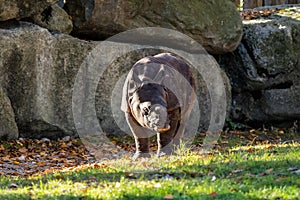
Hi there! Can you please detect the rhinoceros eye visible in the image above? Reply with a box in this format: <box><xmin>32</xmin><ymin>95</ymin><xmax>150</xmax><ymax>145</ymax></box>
<box><xmin>142</xmin><ymin>107</ymin><xmax>149</xmax><ymax>116</ymax></box>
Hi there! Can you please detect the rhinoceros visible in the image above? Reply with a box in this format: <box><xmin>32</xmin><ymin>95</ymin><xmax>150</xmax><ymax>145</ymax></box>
<box><xmin>121</xmin><ymin>53</ymin><xmax>197</xmax><ymax>159</ymax></box>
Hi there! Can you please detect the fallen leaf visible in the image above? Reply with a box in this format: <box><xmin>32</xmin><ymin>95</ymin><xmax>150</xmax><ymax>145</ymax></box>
<box><xmin>18</xmin><ymin>155</ymin><xmax>26</xmax><ymax>161</ymax></box>
<box><xmin>87</xmin><ymin>176</ymin><xmax>98</xmax><ymax>182</ymax></box>
<box><xmin>287</xmin><ymin>167</ymin><xmax>298</xmax><ymax>171</ymax></box>
<box><xmin>61</xmin><ymin>142</ymin><xmax>68</xmax><ymax>148</ymax></box>
<box><xmin>209</xmin><ymin>192</ymin><xmax>218</xmax><ymax>197</ymax></box>
<box><xmin>64</xmin><ymin>163</ymin><xmax>74</xmax><ymax>168</ymax></box>
<box><xmin>56</xmin><ymin>175</ymin><xmax>64</xmax><ymax>180</ymax></box>
<box><xmin>189</xmin><ymin>172</ymin><xmax>196</xmax><ymax>178</ymax></box>
<box><xmin>125</xmin><ymin>173</ymin><xmax>136</xmax><ymax>179</ymax></box>
<box><xmin>261</xmin><ymin>168</ymin><xmax>274</xmax><ymax>176</ymax></box>
<box><xmin>37</xmin><ymin>162</ymin><xmax>46</xmax><ymax>167</ymax></box>
<box><xmin>247</xmin><ymin>148</ymin><xmax>254</xmax><ymax>153</ymax></box>
<box><xmin>141</xmin><ymin>161</ymin><xmax>147</xmax><ymax>168</ymax></box>
<box><xmin>13</xmin><ymin>161</ymin><xmax>20</xmax><ymax>165</ymax></box>
<box><xmin>80</xmin><ymin>186</ymin><xmax>89</xmax><ymax>192</ymax></box>
<box><xmin>155</xmin><ymin>183</ymin><xmax>161</xmax><ymax>188</ymax></box>
<box><xmin>43</xmin><ymin>169</ymin><xmax>54</xmax><ymax>174</ymax></box>
<box><xmin>211</xmin><ymin>176</ymin><xmax>217</xmax><ymax>182</ymax></box>
<box><xmin>265</xmin><ymin>168</ymin><xmax>274</xmax><ymax>174</ymax></box>
<box><xmin>2</xmin><ymin>156</ymin><xmax>10</xmax><ymax>161</ymax></box>
<box><xmin>9</xmin><ymin>183</ymin><xmax>18</xmax><ymax>189</ymax></box>
<box><xmin>115</xmin><ymin>182</ymin><xmax>121</xmax><ymax>188</ymax></box>
<box><xmin>294</xmin><ymin>170</ymin><xmax>300</xmax><ymax>175</ymax></box>
<box><xmin>231</xmin><ymin>169</ymin><xmax>243</xmax><ymax>173</ymax></box>
<box><xmin>164</xmin><ymin>194</ymin><xmax>174</xmax><ymax>199</ymax></box>
<box><xmin>18</xmin><ymin>147</ymin><xmax>28</xmax><ymax>153</ymax></box>
<box><xmin>92</xmin><ymin>163</ymin><xmax>102</xmax><ymax>169</ymax></box>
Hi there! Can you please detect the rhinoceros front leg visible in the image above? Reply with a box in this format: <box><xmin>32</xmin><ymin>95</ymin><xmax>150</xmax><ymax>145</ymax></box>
<box><xmin>125</xmin><ymin>112</ymin><xmax>151</xmax><ymax>160</ymax></box>
<box><xmin>157</xmin><ymin>131</ymin><xmax>175</xmax><ymax>157</ymax></box>
<box><xmin>157</xmin><ymin>108</ymin><xmax>181</xmax><ymax>157</ymax></box>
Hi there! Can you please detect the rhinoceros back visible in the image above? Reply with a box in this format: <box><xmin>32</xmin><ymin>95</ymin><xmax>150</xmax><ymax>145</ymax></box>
<box><xmin>121</xmin><ymin>53</ymin><xmax>196</xmax><ymax>117</ymax></box>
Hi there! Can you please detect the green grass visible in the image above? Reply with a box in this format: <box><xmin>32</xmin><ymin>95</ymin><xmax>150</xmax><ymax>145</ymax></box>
<box><xmin>0</xmin><ymin>143</ymin><xmax>299</xmax><ymax>200</ymax></box>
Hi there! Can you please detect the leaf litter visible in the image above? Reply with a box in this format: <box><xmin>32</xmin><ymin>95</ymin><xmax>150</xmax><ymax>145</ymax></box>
<box><xmin>240</xmin><ymin>6</ymin><xmax>300</xmax><ymax>20</ymax></box>
<box><xmin>0</xmin><ymin>138</ymin><xmax>96</xmax><ymax>176</ymax></box>
<box><xmin>0</xmin><ymin>128</ymin><xmax>299</xmax><ymax>178</ymax></box>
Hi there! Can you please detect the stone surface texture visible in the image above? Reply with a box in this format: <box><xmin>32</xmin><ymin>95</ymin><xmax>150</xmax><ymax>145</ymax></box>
<box><xmin>31</xmin><ymin>4</ymin><xmax>73</xmax><ymax>34</ymax></box>
<box><xmin>0</xmin><ymin>0</ymin><xmax>58</xmax><ymax>21</ymax></box>
<box><xmin>65</xmin><ymin>0</ymin><xmax>243</xmax><ymax>54</ymax></box>
<box><xmin>217</xmin><ymin>5</ymin><xmax>300</xmax><ymax>127</ymax></box>
<box><xmin>0</xmin><ymin>87</ymin><xmax>18</xmax><ymax>139</ymax></box>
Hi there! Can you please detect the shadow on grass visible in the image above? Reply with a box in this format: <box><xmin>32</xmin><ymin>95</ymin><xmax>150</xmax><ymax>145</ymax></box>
<box><xmin>117</xmin><ymin>193</ymin><xmax>253</xmax><ymax>200</ymax></box>
<box><xmin>0</xmin><ymin>146</ymin><xmax>299</xmax><ymax>199</ymax></box>
<box><xmin>0</xmin><ymin>194</ymin><xmax>251</xmax><ymax>200</ymax></box>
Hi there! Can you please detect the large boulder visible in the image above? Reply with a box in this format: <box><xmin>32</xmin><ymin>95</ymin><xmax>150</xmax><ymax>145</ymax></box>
<box><xmin>0</xmin><ymin>0</ymin><xmax>58</xmax><ymax>21</ymax></box>
<box><xmin>217</xmin><ymin>5</ymin><xmax>300</xmax><ymax>127</ymax></box>
<box><xmin>0</xmin><ymin>87</ymin><xmax>18</xmax><ymax>140</ymax></box>
<box><xmin>31</xmin><ymin>4</ymin><xmax>73</xmax><ymax>34</ymax></box>
<box><xmin>65</xmin><ymin>0</ymin><xmax>243</xmax><ymax>54</ymax></box>
<box><xmin>0</xmin><ymin>22</ymin><xmax>95</xmax><ymax>139</ymax></box>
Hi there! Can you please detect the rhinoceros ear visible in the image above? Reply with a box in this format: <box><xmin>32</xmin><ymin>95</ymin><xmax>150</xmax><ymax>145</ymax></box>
<box><xmin>140</xmin><ymin>81</ymin><xmax>150</xmax><ymax>88</ymax></box>
<box><xmin>128</xmin><ymin>96</ymin><xmax>133</xmax><ymax>104</ymax></box>
<box><xmin>162</xmin><ymin>87</ymin><xmax>169</xmax><ymax>107</ymax></box>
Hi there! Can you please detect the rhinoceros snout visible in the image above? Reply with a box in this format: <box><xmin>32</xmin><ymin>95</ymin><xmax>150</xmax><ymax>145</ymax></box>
<box><xmin>146</xmin><ymin>104</ymin><xmax>170</xmax><ymax>132</ymax></box>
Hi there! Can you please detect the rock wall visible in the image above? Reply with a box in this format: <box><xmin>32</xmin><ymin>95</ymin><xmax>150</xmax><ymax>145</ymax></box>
<box><xmin>217</xmin><ymin>5</ymin><xmax>300</xmax><ymax>128</ymax></box>
<box><xmin>0</xmin><ymin>0</ymin><xmax>299</xmax><ymax>139</ymax></box>
<box><xmin>0</xmin><ymin>0</ymin><xmax>238</xmax><ymax>139</ymax></box>
<box><xmin>0</xmin><ymin>22</ymin><xmax>230</xmax><ymax>139</ymax></box>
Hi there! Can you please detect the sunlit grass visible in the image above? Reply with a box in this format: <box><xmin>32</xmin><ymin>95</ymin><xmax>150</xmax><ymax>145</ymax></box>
<box><xmin>0</xmin><ymin>142</ymin><xmax>299</xmax><ymax>200</ymax></box>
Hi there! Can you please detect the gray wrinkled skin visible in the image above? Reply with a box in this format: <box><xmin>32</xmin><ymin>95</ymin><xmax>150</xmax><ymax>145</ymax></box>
<box><xmin>147</xmin><ymin>104</ymin><xmax>170</xmax><ymax>132</ymax></box>
<box><xmin>129</xmin><ymin>83</ymin><xmax>170</xmax><ymax>132</ymax></box>
<box><xmin>121</xmin><ymin>53</ymin><xmax>196</xmax><ymax>160</ymax></box>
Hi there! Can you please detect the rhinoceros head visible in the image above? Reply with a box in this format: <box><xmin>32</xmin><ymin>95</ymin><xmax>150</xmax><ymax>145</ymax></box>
<box><xmin>129</xmin><ymin>83</ymin><xmax>170</xmax><ymax>132</ymax></box>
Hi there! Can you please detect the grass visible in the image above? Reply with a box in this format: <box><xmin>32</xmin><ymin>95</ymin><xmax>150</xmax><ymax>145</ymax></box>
<box><xmin>0</xmin><ymin>140</ymin><xmax>299</xmax><ymax>200</ymax></box>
